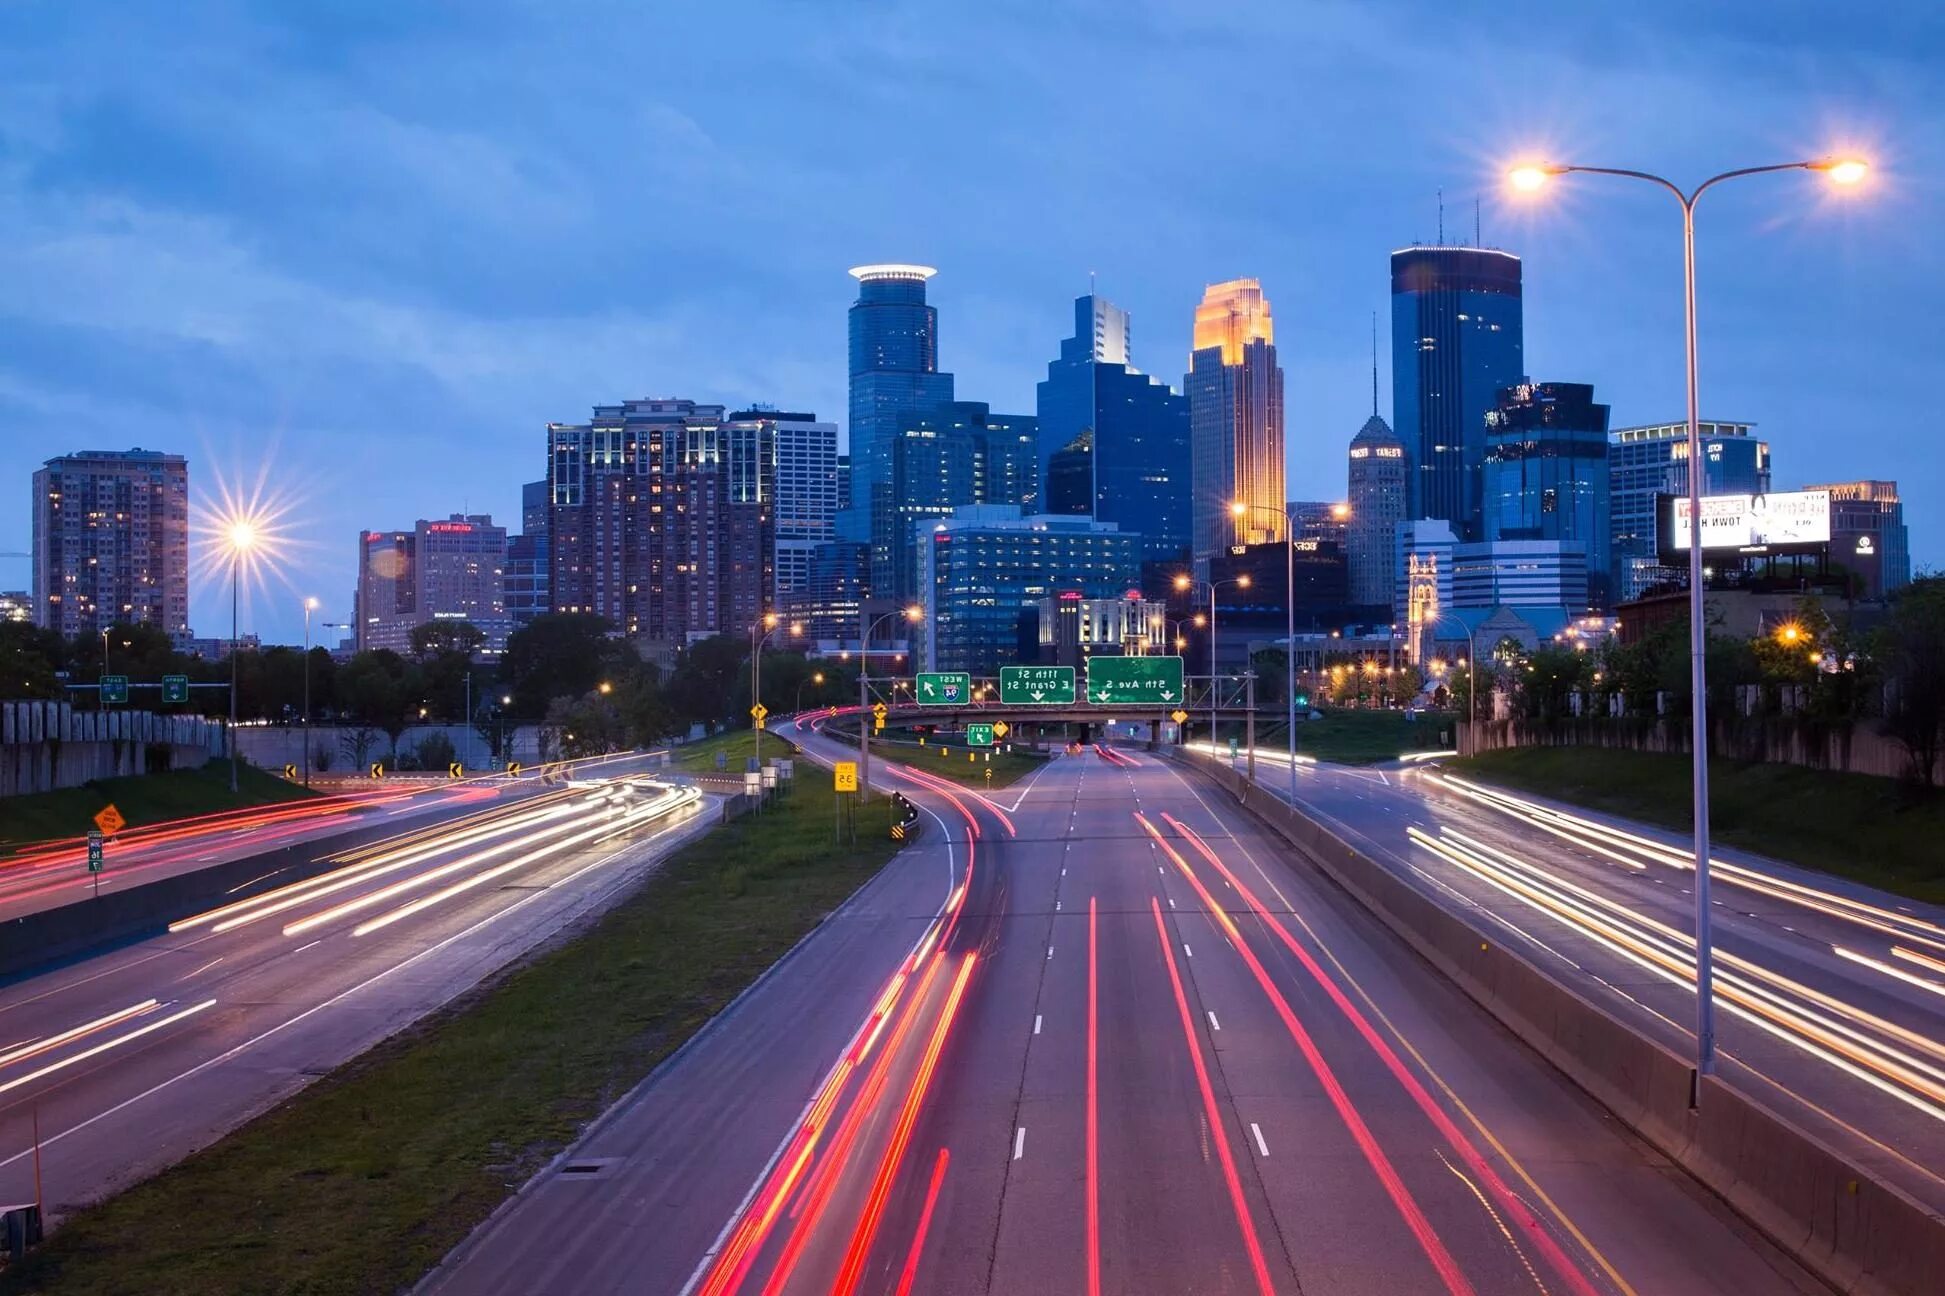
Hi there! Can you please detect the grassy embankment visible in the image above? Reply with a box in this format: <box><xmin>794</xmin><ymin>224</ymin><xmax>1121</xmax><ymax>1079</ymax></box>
<box><xmin>0</xmin><ymin>762</ymin><xmax>317</xmax><ymax>854</ymax></box>
<box><xmin>1245</xmin><ymin>707</ymin><xmax>1460</xmax><ymax>766</ymax></box>
<box><xmin>1450</xmin><ymin>746</ymin><xmax>1945</xmax><ymax>905</ymax></box>
<box><xmin>0</xmin><ymin>730</ymin><xmax>901</xmax><ymax>1296</ymax></box>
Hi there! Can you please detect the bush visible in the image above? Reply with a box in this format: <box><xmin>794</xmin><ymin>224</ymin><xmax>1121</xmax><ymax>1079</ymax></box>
<box><xmin>312</xmin><ymin>743</ymin><xmax>334</xmax><ymax>773</ymax></box>
<box><xmin>413</xmin><ymin>731</ymin><xmax>458</xmax><ymax>772</ymax></box>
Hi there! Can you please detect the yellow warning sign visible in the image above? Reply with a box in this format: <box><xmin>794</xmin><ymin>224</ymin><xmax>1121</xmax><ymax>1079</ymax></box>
<box><xmin>834</xmin><ymin>761</ymin><xmax>859</xmax><ymax>792</ymax></box>
<box><xmin>992</xmin><ymin>721</ymin><xmax>1010</xmax><ymax>739</ymax></box>
<box><xmin>750</xmin><ymin>703</ymin><xmax>769</xmax><ymax>722</ymax></box>
<box><xmin>1170</xmin><ymin>709</ymin><xmax>1189</xmax><ymax>725</ymax></box>
<box><xmin>92</xmin><ymin>804</ymin><xmax>126</xmax><ymax>837</ymax></box>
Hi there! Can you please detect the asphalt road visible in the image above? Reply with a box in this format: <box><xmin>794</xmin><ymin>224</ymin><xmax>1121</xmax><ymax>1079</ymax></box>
<box><xmin>1216</xmin><ymin>744</ymin><xmax>1945</xmax><ymax>1214</ymax></box>
<box><xmin>429</xmin><ymin>735</ymin><xmax>1820</xmax><ymax>1296</ymax></box>
<box><xmin>0</xmin><ymin>757</ymin><xmax>712</xmax><ymax>1217</ymax></box>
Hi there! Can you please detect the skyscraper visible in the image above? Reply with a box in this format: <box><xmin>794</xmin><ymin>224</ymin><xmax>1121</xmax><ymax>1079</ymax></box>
<box><xmin>728</xmin><ymin>410</ymin><xmax>838</xmax><ymax>608</ymax></box>
<box><xmin>32</xmin><ymin>448</ymin><xmax>190</xmax><ymax>640</ymax></box>
<box><xmin>1347</xmin><ymin>414</ymin><xmax>1407</xmax><ymax>609</ymax></box>
<box><xmin>1483</xmin><ymin>381</ymin><xmax>1611</xmax><ymax>607</ymax></box>
<box><xmin>1036</xmin><ymin>293</ymin><xmax>1192</xmax><ymax>561</ymax></box>
<box><xmin>1807</xmin><ymin>479</ymin><xmax>1910</xmax><ymax>599</ymax></box>
<box><xmin>1186</xmin><ymin>279</ymin><xmax>1284</xmax><ymax>568</ymax></box>
<box><xmin>874</xmin><ymin>401</ymin><xmax>1038</xmax><ymax>606</ymax></box>
<box><xmin>355</xmin><ymin>514</ymin><xmax>510</xmax><ymax>655</ymax></box>
<box><xmin>506</xmin><ymin>479</ymin><xmax>551</xmax><ymax>629</ymax></box>
<box><xmin>844</xmin><ymin>264</ymin><xmax>955</xmax><ymax>545</ymax></box>
<box><xmin>1608</xmin><ymin>419</ymin><xmax>1768</xmax><ymax>601</ymax></box>
<box><xmin>1391</xmin><ymin>248</ymin><xmax>1524</xmax><ymax>538</ymax></box>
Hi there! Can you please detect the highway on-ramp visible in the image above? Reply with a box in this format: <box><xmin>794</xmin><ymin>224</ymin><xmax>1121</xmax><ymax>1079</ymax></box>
<box><xmin>428</xmin><ymin>734</ymin><xmax>1819</xmax><ymax>1295</ymax></box>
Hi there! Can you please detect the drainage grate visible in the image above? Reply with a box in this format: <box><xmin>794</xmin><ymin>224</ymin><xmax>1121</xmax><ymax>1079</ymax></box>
<box><xmin>556</xmin><ymin>1157</ymin><xmax>621</xmax><ymax>1179</ymax></box>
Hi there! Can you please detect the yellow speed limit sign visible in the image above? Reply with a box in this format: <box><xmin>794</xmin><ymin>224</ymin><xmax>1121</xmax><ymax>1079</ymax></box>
<box><xmin>834</xmin><ymin>761</ymin><xmax>859</xmax><ymax>792</ymax></box>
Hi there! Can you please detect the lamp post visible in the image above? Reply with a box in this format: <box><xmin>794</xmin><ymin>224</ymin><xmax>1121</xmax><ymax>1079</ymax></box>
<box><xmin>301</xmin><ymin>597</ymin><xmax>319</xmax><ymax>786</ymax></box>
<box><xmin>1175</xmin><ymin>572</ymin><xmax>1250</xmax><ymax>750</ymax></box>
<box><xmin>795</xmin><ymin>670</ymin><xmax>826</xmax><ymax>716</ymax></box>
<box><xmin>749</xmin><ymin>612</ymin><xmax>781</xmax><ymax>774</ymax></box>
<box><xmin>223</xmin><ymin>520</ymin><xmax>259</xmax><ymax>794</ymax></box>
<box><xmin>1427</xmin><ymin>611</ymin><xmax>1483</xmax><ymax>746</ymax></box>
<box><xmin>1234</xmin><ymin>500</ymin><xmax>1302</xmax><ymax>802</ymax></box>
<box><xmin>858</xmin><ymin>605</ymin><xmax>923</xmax><ymax>795</ymax></box>
<box><xmin>1509</xmin><ymin>152</ymin><xmax>1867</xmax><ymax>1084</ymax></box>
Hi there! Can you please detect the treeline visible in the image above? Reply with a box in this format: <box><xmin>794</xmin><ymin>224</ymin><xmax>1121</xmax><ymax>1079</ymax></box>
<box><xmin>0</xmin><ymin>613</ymin><xmax>857</xmax><ymax>761</ymax></box>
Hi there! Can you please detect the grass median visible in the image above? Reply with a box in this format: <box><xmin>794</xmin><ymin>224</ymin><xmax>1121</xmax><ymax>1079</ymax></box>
<box><xmin>0</xmin><ymin>762</ymin><xmax>317</xmax><ymax>855</ymax></box>
<box><xmin>1251</xmin><ymin>707</ymin><xmax>1460</xmax><ymax>765</ymax></box>
<box><xmin>1450</xmin><ymin>746</ymin><xmax>1945</xmax><ymax>905</ymax></box>
<box><xmin>0</xmin><ymin>732</ymin><xmax>900</xmax><ymax>1296</ymax></box>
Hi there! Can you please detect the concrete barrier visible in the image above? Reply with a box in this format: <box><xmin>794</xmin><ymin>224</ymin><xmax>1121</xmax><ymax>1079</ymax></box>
<box><xmin>1181</xmin><ymin>751</ymin><xmax>1945</xmax><ymax>1296</ymax></box>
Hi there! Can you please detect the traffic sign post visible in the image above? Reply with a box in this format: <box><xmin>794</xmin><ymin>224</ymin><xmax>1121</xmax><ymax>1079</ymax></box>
<box><xmin>998</xmin><ymin>665</ymin><xmax>1076</xmax><ymax>706</ymax></box>
<box><xmin>750</xmin><ymin>703</ymin><xmax>769</xmax><ymax>730</ymax></box>
<box><xmin>966</xmin><ymin>722</ymin><xmax>996</xmax><ymax>747</ymax></box>
<box><xmin>99</xmin><ymin>675</ymin><xmax>129</xmax><ymax>705</ymax></box>
<box><xmin>914</xmin><ymin>672</ymin><xmax>972</xmax><ymax>706</ymax></box>
<box><xmin>86</xmin><ymin>830</ymin><xmax>105</xmax><ymax>897</ymax></box>
<box><xmin>872</xmin><ymin>701</ymin><xmax>888</xmax><ymax>733</ymax></box>
<box><xmin>834</xmin><ymin>761</ymin><xmax>859</xmax><ymax>792</ymax></box>
<box><xmin>1084</xmin><ymin>655</ymin><xmax>1184</xmax><ymax>707</ymax></box>
<box><xmin>991</xmin><ymin>721</ymin><xmax>1009</xmax><ymax>740</ymax></box>
<box><xmin>161</xmin><ymin>674</ymin><xmax>190</xmax><ymax>705</ymax></box>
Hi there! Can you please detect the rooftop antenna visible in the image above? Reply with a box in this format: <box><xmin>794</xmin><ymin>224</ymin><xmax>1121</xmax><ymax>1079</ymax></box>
<box><xmin>1370</xmin><ymin>312</ymin><xmax>1379</xmax><ymax>417</ymax></box>
<box><xmin>1437</xmin><ymin>188</ymin><xmax>1444</xmax><ymax>244</ymax></box>
<box><xmin>1475</xmin><ymin>196</ymin><xmax>1481</xmax><ymax>247</ymax></box>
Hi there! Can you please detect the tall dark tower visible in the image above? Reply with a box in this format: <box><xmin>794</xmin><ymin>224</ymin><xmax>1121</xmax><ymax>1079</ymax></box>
<box><xmin>843</xmin><ymin>263</ymin><xmax>955</xmax><ymax>572</ymax></box>
<box><xmin>1390</xmin><ymin>247</ymin><xmax>1523</xmax><ymax>538</ymax></box>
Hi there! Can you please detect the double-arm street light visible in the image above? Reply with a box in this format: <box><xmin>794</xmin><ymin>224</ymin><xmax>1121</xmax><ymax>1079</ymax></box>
<box><xmin>1173</xmin><ymin>572</ymin><xmax>1250</xmax><ymax>749</ymax></box>
<box><xmin>858</xmin><ymin>605</ymin><xmax>924</xmax><ymax>794</ymax></box>
<box><xmin>749</xmin><ymin>614</ymin><xmax>804</xmax><ymax>776</ymax></box>
<box><xmin>1233</xmin><ymin>500</ymin><xmax>1304</xmax><ymax>803</ymax></box>
<box><xmin>1509</xmin><ymin>151</ymin><xmax>1868</xmax><ymax>1084</ymax></box>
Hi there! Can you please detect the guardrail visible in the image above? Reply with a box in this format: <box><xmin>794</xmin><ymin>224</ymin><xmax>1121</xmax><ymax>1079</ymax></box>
<box><xmin>1178</xmin><ymin>748</ymin><xmax>1945</xmax><ymax>1296</ymax></box>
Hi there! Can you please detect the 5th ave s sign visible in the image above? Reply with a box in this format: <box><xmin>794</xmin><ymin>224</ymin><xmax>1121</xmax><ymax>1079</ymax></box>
<box><xmin>1084</xmin><ymin>655</ymin><xmax>1184</xmax><ymax>706</ymax></box>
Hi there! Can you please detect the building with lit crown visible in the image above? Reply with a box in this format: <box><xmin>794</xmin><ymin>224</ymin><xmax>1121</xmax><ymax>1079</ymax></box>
<box><xmin>31</xmin><ymin>448</ymin><xmax>190</xmax><ymax>640</ymax></box>
<box><xmin>355</xmin><ymin>514</ymin><xmax>510</xmax><ymax>656</ymax></box>
<box><xmin>1029</xmin><ymin>592</ymin><xmax>1169</xmax><ymax>668</ymax></box>
<box><xmin>1187</xmin><ymin>279</ymin><xmax>1284</xmax><ymax>567</ymax></box>
<box><xmin>1347</xmin><ymin>414</ymin><xmax>1408</xmax><ymax>608</ymax></box>
<box><xmin>843</xmin><ymin>264</ymin><xmax>956</xmax><ymax>548</ymax></box>
<box><xmin>1391</xmin><ymin>248</ymin><xmax>1523</xmax><ymax>539</ymax></box>
<box><xmin>1808</xmin><ymin>480</ymin><xmax>1910</xmax><ymax>598</ymax></box>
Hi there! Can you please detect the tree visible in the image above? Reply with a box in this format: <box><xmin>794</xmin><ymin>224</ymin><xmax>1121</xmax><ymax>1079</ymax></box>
<box><xmin>1513</xmin><ymin>646</ymin><xmax>1595</xmax><ymax>722</ymax></box>
<box><xmin>1876</xmin><ymin>578</ymin><xmax>1945</xmax><ymax>786</ymax></box>
<box><xmin>339</xmin><ymin>725</ymin><xmax>381</xmax><ymax>770</ymax></box>
<box><xmin>413</xmin><ymin>731</ymin><xmax>458</xmax><ymax>773</ymax></box>
<box><xmin>501</xmin><ymin>614</ymin><xmax>622</xmax><ymax>716</ymax></box>
<box><xmin>0</xmin><ymin>622</ymin><xmax>64</xmax><ymax>699</ymax></box>
<box><xmin>410</xmin><ymin>620</ymin><xmax>487</xmax><ymax>661</ymax></box>
<box><xmin>337</xmin><ymin>650</ymin><xmax>414</xmax><ymax>756</ymax></box>
<box><xmin>545</xmin><ymin>691</ymin><xmax>625</xmax><ymax>759</ymax></box>
<box><xmin>667</xmin><ymin>634</ymin><xmax>749</xmax><ymax>728</ymax></box>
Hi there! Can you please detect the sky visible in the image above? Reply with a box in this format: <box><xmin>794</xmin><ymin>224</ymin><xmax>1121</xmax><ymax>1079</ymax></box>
<box><xmin>2</xmin><ymin>0</ymin><xmax>1940</xmax><ymax>645</ymax></box>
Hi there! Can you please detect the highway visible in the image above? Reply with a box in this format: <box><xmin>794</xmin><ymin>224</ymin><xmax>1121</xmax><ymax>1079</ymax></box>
<box><xmin>428</xmin><ymin>727</ymin><xmax>1820</xmax><ymax>1295</ymax></box>
<box><xmin>1208</xmin><ymin>744</ymin><xmax>1945</xmax><ymax>1213</ymax></box>
<box><xmin>0</xmin><ymin>756</ymin><xmax>712</xmax><ymax>1216</ymax></box>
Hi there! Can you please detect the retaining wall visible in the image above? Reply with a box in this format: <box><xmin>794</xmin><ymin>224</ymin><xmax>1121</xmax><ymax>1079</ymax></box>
<box><xmin>1</xmin><ymin>701</ymin><xmax>227</xmax><ymax>797</ymax></box>
<box><xmin>1183</xmin><ymin>751</ymin><xmax>1945</xmax><ymax>1296</ymax></box>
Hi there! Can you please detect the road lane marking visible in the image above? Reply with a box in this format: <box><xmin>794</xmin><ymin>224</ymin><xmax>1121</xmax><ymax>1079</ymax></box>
<box><xmin>1168</xmin><ymin>896</ymin><xmax>1177</xmax><ymax>909</ymax></box>
<box><xmin>1013</xmin><ymin>1126</ymin><xmax>1026</xmax><ymax>1160</ymax></box>
<box><xmin>1207</xmin><ymin>1010</ymin><xmax>1222</xmax><ymax>1032</ymax></box>
<box><xmin>1183</xmin><ymin>943</ymin><xmax>1193</xmax><ymax>958</ymax></box>
<box><xmin>294</xmin><ymin>940</ymin><xmax>323</xmax><ymax>954</ymax></box>
<box><xmin>1251</xmin><ymin>1122</ymin><xmax>1269</xmax><ymax>1156</ymax></box>
<box><xmin>182</xmin><ymin>957</ymin><xmax>224</xmax><ymax>980</ymax></box>
<box><xmin>1034</xmin><ymin>1015</ymin><xmax>1042</xmax><ymax>1035</ymax></box>
<box><xmin>1047</xmin><ymin>946</ymin><xmax>1054</xmax><ymax>960</ymax></box>
<box><xmin>0</xmin><ymin>1000</ymin><xmax>216</xmax><ymax>1099</ymax></box>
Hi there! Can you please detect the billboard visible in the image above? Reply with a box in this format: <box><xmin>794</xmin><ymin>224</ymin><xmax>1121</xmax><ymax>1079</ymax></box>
<box><xmin>1664</xmin><ymin>490</ymin><xmax>1830</xmax><ymax>554</ymax></box>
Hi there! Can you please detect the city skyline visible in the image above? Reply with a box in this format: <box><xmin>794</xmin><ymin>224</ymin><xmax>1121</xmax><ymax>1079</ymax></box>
<box><xmin>0</xmin><ymin>2</ymin><xmax>1933</xmax><ymax>643</ymax></box>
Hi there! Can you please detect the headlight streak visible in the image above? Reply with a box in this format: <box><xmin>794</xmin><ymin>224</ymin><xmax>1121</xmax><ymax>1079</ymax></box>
<box><xmin>1833</xmin><ymin>948</ymin><xmax>1945</xmax><ymax>1002</ymax></box>
<box><xmin>1434</xmin><ymin>775</ymin><xmax>1945</xmax><ymax>952</ymax></box>
<box><xmin>0</xmin><ymin>1000</ymin><xmax>217</xmax><ymax>1099</ymax></box>
<box><xmin>1407</xmin><ymin>827</ymin><xmax>1945</xmax><ymax>1124</ymax></box>
<box><xmin>0</xmin><ymin>1000</ymin><xmax>159</xmax><ymax>1071</ymax></box>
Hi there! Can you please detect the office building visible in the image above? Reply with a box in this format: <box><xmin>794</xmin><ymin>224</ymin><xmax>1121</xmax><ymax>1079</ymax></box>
<box><xmin>844</xmin><ymin>264</ymin><xmax>956</xmax><ymax>544</ymax></box>
<box><xmin>505</xmin><ymin>479</ymin><xmax>551</xmax><ymax>629</ymax></box>
<box><xmin>1391</xmin><ymin>247</ymin><xmax>1524</xmax><ymax>537</ymax></box>
<box><xmin>919</xmin><ymin>505</ymin><xmax>1142</xmax><ymax>674</ymax></box>
<box><xmin>31</xmin><ymin>448</ymin><xmax>190</xmax><ymax>639</ymax></box>
<box><xmin>1287</xmin><ymin>501</ymin><xmax>1350</xmax><ymax>549</ymax></box>
<box><xmin>1810</xmin><ymin>480</ymin><xmax>1911</xmax><ymax>599</ymax></box>
<box><xmin>728</xmin><ymin>409</ymin><xmax>840</xmax><ymax>606</ymax></box>
<box><xmin>1609</xmin><ymin>419</ymin><xmax>1768</xmax><ymax>601</ymax></box>
<box><xmin>1187</xmin><ymin>279</ymin><xmax>1285</xmax><ymax>566</ymax></box>
<box><xmin>1483</xmin><ymin>381</ymin><xmax>1612</xmax><ymax>606</ymax></box>
<box><xmin>1450</xmin><ymin>539</ymin><xmax>1589</xmax><ymax>611</ymax></box>
<box><xmin>1036</xmin><ymin>293</ymin><xmax>1193</xmax><ymax>560</ymax></box>
<box><xmin>784</xmin><ymin>541</ymin><xmax>873</xmax><ymax>647</ymax></box>
<box><xmin>1348</xmin><ymin>413</ymin><xmax>1408</xmax><ymax>608</ymax></box>
<box><xmin>521</xmin><ymin>479</ymin><xmax>549</xmax><ymax>537</ymax></box>
<box><xmin>0</xmin><ymin>592</ymin><xmax>31</xmax><ymax>623</ymax></box>
<box><xmin>1205</xmin><ymin>540</ymin><xmax>1356</xmax><ymax>675</ymax></box>
<box><xmin>548</xmin><ymin>398</ymin><xmax>772</xmax><ymax>648</ymax></box>
<box><xmin>355</xmin><ymin>514</ymin><xmax>510</xmax><ymax>655</ymax></box>
<box><xmin>1032</xmin><ymin>592</ymin><xmax>1169</xmax><ymax>668</ymax></box>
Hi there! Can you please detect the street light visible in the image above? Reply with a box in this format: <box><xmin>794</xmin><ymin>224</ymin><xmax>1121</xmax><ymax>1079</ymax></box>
<box><xmin>1509</xmin><ymin>150</ymin><xmax>1868</xmax><ymax>1085</ymax></box>
<box><xmin>1235</xmin><ymin>500</ymin><xmax>1302</xmax><ymax>802</ymax></box>
<box><xmin>795</xmin><ymin>670</ymin><xmax>826</xmax><ymax>715</ymax></box>
<box><xmin>1179</xmin><ymin>571</ymin><xmax>1249</xmax><ymax>748</ymax></box>
<box><xmin>221</xmin><ymin>519</ymin><xmax>258</xmax><ymax>794</ymax></box>
<box><xmin>301</xmin><ymin>597</ymin><xmax>319</xmax><ymax>786</ymax></box>
<box><xmin>858</xmin><ymin>604</ymin><xmax>923</xmax><ymax>794</ymax></box>
<box><xmin>750</xmin><ymin>612</ymin><xmax>784</xmax><ymax>778</ymax></box>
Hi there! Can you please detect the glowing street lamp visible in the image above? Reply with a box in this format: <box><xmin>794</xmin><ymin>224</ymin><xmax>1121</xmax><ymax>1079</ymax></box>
<box><xmin>858</xmin><ymin>604</ymin><xmax>925</xmax><ymax>793</ymax></box>
<box><xmin>1508</xmin><ymin>148</ymin><xmax>1870</xmax><ymax>1087</ymax></box>
<box><xmin>219</xmin><ymin>517</ymin><xmax>261</xmax><ymax>794</ymax></box>
<box><xmin>301</xmin><ymin>596</ymin><xmax>320</xmax><ymax>786</ymax></box>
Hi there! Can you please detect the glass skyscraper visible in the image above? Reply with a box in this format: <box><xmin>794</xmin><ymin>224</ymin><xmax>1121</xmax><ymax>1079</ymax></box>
<box><xmin>1608</xmin><ymin>419</ymin><xmax>1768</xmax><ymax>601</ymax></box>
<box><xmin>843</xmin><ymin>264</ymin><xmax>955</xmax><ymax>548</ymax></box>
<box><xmin>1483</xmin><ymin>381</ymin><xmax>1612</xmax><ymax>607</ymax></box>
<box><xmin>1186</xmin><ymin>279</ymin><xmax>1284</xmax><ymax>569</ymax></box>
<box><xmin>873</xmin><ymin>401</ymin><xmax>1037</xmax><ymax>607</ymax></box>
<box><xmin>1391</xmin><ymin>248</ymin><xmax>1523</xmax><ymax>539</ymax></box>
<box><xmin>1347</xmin><ymin>414</ymin><xmax>1407</xmax><ymax>608</ymax></box>
<box><xmin>1035</xmin><ymin>293</ymin><xmax>1191</xmax><ymax>562</ymax></box>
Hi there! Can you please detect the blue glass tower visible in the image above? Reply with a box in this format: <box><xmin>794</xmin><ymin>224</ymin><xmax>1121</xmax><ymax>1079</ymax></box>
<box><xmin>843</xmin><ymin>265</ymin><xmax>955</xmax><ymax>552</ymax></box>
<box><xmin>1036</xmin><ymin>293</ymin><xmax>1192</xmax><ymax>562</ymax></box>
<box><xmin>1483</xmin><ymin>381</ymin><xmax>1612</xmax><ymax>607</ymax></box>
<box><xmin>1391</xmin><ymin>248</ymin><xmax>1523</xmax><ymax>539</ymax></box>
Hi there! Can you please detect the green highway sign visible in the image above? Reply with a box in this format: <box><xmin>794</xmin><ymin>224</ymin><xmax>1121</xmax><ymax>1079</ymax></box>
<box><xmin>161</xmin><ymin>674</ymin><xmax>190</xmax><ymax>704</ymax></box>
<box><xmin>1084</xmin><ymin>655</ymin><xmax>1184</xmax><ymax>707</ymax></box>
<box><xmin>965</xmin><ymin>722</ymin><xmax>996</xmax><ymax>747</ymax></box>
<box><xmin>99</xmin><ymin>675</ymin><xmax>129</xmax><ymax>705</ymax></box>
<box><xmin>999</xmin><ymin>665</ymin><xmax>1076</xmax><ymax>706</ymax></box>
<box><xmin>87</xmin><ymin>830</ymin><xmax>104</xmax><ymax>873</ymax></box>
<box><xmin>915</xmin><ymin>672</ymin><xmax>972</xmax><ymax>706</ymax></box>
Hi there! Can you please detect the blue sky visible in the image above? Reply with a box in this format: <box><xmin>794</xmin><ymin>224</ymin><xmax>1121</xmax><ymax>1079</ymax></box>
<box><xmin>2</xmin><ymin>0</ymin><xmax>1939</xmax><ymax>644</ymax></box>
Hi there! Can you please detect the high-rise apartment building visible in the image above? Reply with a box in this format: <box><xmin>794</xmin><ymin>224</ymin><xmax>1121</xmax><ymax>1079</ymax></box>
<box><xmin>1391</xmin><ymin>248</ymin><xmax>1524</xmax><ymax>538</ymax></box>
<box><xmin>548</xmin><ymin>398</ymin><xmax>772</xmax><ymax>647</ymax></box>
<box><xmin>1035</xmin><ymin>293</ymin><xmax>1192</xmax><ymax>561</ymax></box>
<box><xmin>31</xmin><ymin>448</ymin><xmax>190</xmax><ymax>639</ymax></box>
<box><xmin>1608</xmin><ymin>419</ymin><xmax>1768</xmax><ymax>602</ymax></box>
<box><xmin>1187</xmin><ymin>279</ymin><xmax>1285</xmax><ymax>567</ymax></box>
<box><xmin>729</xmin><ymin>409</ymin><xmax>839</xmax><ymax>607</ymax></box>
<box><xmin>1347</xmin><ymin>414</ymin><xmax>1407</xmax><ymax>608</ymax></box>
<box><xmin>355</xmin><ymin>514</ymin><xmax>510</xmax><ymax>655</ymax></box>
<box><xmin>919</xmin><ymin>505</ymin><xmax>1143</xmax><ymax>674</ymax></box>
<box><xmin>1809</xmin><ymin>480</ymin><xmax>1911</xmax><ymax>599</ymax></box>
<box><xmin>1483</xmin><ymin>381</ymin><xmax>1612</xmax><ymax>606</ymax></box>
<box><xmin>506</xmin><ymin>479</ymin><xmax>551</xmax><ymax>629</ymax></box>
<box><xmin>844</xmin><ymin>264</ymin><xmax>955</xmax><ymax>545</ymax></box>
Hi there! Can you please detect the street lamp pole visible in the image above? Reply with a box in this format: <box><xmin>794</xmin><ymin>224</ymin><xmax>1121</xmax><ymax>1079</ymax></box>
<box><xmin>1236</xmin><ymin>501</ymin><xmax>1300</xmax><ymax>803</ymax></box>
<box><xmin>1179</xmin><ymin>573</ymin><xmax>1249</xmax><ymax>752</ymax></box>
<box><xmin>1510</xmin><ymin>153</ymin><xmax>1867</xmax><ymax>1085</ymax></box>
<box><xmin>229</xmin><ymin>553</ymin><xmax>240</xmax><ymax>794</ymax></box>
<box><xmin>302</xmin><ymin>597</ymin><xmax>318</xmax><ymax>786</ymax></box>
<box><xmin>857</xmin><ymin>606</ymin><xmax>921</xmax><ymax>796</ymax></box>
